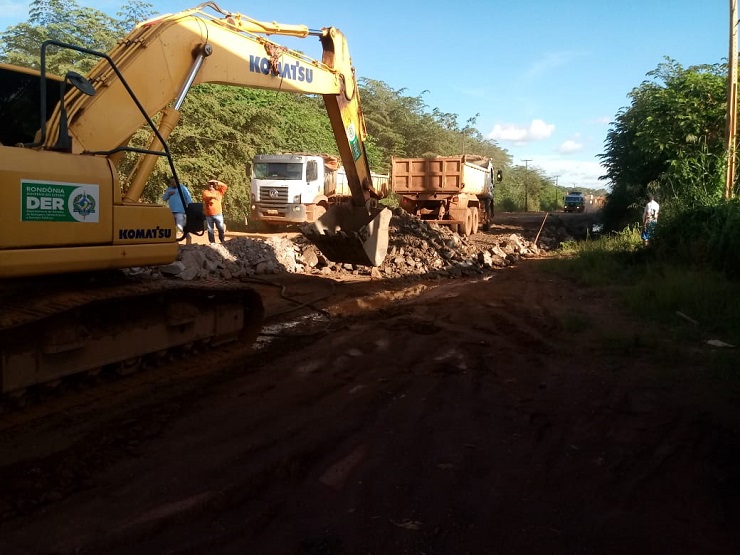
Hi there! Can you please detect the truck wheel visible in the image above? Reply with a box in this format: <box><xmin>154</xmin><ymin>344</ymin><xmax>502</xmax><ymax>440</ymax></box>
<box><xmin>482</xmin><ymin>202</ymin><xmax>492</xmax><ymax>231</ymax></box>
<box><xmin>471</xmin><ymin>209</ymin><xmax>479</xmax><ymax>235</ymax></box>
<box><xmin>461</xmin><ymin>208</ymin><xmax>473</xmax><ymax>237</ymax></box>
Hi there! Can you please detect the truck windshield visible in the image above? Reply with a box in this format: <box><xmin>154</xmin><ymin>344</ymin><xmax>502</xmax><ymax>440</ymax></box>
<box><xmin>253</xmin><ymin>162</ymin><xmax>303</xmax><ymax>180</ymax></box>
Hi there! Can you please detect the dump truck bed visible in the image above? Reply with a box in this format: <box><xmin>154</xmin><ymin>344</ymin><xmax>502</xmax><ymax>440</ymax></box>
<box><xmin>391</xmin><ymin>155</ymin><xmax>492</xmax><ymax>197</ymax></box>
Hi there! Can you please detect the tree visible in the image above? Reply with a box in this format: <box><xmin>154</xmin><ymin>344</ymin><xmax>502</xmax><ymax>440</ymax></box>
<box><xmin>599</xmin><ymin>58</ymin><xmax>727</xmax><ymax>229</ymax></box>
<box><xmin>0</xmin><ymin>0</ymin><xmax>152</xmax><ymax>74</ymax></box>
<box><xmin>358</xmin><ymin>78</ymin><xmax>510</xmax><ymax>166</ymax></box>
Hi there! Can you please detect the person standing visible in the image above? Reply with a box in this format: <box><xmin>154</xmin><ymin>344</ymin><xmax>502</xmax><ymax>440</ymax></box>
<box><xmin>162</xmin><ymin>177</ymin><xmax>193</xmax><ymax>242</ymax></box>
<box><xmin>202</xmin><ymin>179</ymin><xmax>228</xmax><ymax>244</ymax></box>
<box><xmin>642</xmin><ymin>193</ymin><xmax>660</xmax><ymax>245</ymax></box>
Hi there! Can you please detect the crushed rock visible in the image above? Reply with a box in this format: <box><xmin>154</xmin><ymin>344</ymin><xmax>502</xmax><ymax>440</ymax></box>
<box><xmin>142</xmin><ymin>208</ymin><xmax>570</xmax><ymax>282</ymax></box>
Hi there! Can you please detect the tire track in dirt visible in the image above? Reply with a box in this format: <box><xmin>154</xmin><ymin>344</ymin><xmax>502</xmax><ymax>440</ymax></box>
<box><xmin>0</xmin><ymin>259</ymin><xmax>739</xmax><ymax>554</ymax></box>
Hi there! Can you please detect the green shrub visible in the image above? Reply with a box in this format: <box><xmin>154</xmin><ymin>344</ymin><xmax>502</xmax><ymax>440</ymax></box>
<box><xmin>654</xmin><ymin>198</ymin><xmax>740</xmax><ymax>276</ymax></box>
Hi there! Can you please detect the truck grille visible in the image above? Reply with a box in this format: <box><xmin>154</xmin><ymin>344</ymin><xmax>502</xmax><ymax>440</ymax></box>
<box><xmin>259</xmin><ymin>186</ymin><xmax>289</xmax><ymax>208</ymax></box>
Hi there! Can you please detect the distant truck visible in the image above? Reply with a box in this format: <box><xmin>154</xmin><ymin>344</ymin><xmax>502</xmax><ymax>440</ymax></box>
<box><xmin>563</xmin><ymin>191</ymin><xmax>585</xmax><ymax>213</ymax></box>
<box><xmin>249</xmin><ymin>153</ymin><xmax>389</xmax><ymax>226</ymax></box>
<box><xmin>391</xmin><ymin>155</ymin><xmax>502</xmax><ymax>236</ymax></box>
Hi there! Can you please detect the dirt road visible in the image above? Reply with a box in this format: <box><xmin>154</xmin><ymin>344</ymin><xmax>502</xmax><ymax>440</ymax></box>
<box><xmin>0</xmin><ymin>213</ymin><xmax>738</xmax><ymax>554</ymax></box>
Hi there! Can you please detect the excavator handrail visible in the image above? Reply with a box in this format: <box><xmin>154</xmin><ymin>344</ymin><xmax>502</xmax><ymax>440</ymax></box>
<box><xmin>27</xmin><ymin>39</ymin><xmax>183</xmax><ymax>184</ymax></box>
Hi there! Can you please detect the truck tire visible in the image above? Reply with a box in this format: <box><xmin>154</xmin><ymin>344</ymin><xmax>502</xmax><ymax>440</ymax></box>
<box><xmin>461</xmin><ymin>208</ymin><xmax>473</xmax><ymax>237</ymax></box>
<box><xmin>481</xmin><ymin>201</ymin><xmax>492</xmax><ymax>231</ymax></box>
<box><xmin>471</xmin><ymin>209</ymin><xmax>479</xmax><ymax>235</ymax></box>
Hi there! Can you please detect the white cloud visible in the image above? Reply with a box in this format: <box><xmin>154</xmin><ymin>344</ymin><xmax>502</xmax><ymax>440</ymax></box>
<box><xmin>557</xmin><ymin>140</ymin><xmax>583</xmax><ymax>154</ymax></box>
<box><xmin>488</xmin><ymin>119</ymin><xmax>555</xmax><ymax>145</ymax></box>
<box><xmin>525</xmin><ymin>51</ymin><xmax>578</xmax><ymax>79</ymax></box>
<box><xmin>533</xmin><ymin>157</ymin><xmax>607</xmax><ymax>191</ymax></box>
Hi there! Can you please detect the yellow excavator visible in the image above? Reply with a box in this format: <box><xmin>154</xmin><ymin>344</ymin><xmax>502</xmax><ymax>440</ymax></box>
<box><xmin>0</xmin><ymin>2</ymin><xmax>390</xmax><ymax>396</ymax></box>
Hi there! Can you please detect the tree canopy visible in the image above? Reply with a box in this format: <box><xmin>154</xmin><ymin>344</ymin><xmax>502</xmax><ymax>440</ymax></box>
<box><xmin>598</xmin><ymin>58</ymin><xmax>729</xmax><ymax>229</ymax></box>
<box><xmin>0</xmin><ymin>0</ymin><xmax>153</xmax><ymax>74</ymax></box>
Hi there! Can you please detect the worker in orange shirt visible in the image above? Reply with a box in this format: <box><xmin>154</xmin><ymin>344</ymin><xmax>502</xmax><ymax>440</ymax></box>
<box><xmin>202</xmin><ymin>179</ymin><xmax>228</xmax><ymax>244</ymax></box>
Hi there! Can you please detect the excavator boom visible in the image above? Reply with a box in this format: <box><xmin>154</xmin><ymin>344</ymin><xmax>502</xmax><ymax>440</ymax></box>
<box><xmin>44</xmin><ymin>2</ymin><xmax>389</xmax><ymax>266</ymax></box>
<box><xmin>0</xmin><ymin>3</ymin><xmax>388</xmax><ymax>399</ymax></box>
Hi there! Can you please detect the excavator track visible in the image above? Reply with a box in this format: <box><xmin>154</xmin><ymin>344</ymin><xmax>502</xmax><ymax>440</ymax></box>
<box><xmin>0</xmin><ymin>273</ymin><xmax>263</xmax><ymax>397</ymax></box>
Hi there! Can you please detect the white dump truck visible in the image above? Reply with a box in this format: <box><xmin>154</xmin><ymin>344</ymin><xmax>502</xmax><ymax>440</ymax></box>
<box><xmin>249</xmin><ymin>153</ymin><xmax>388</xmax><ymax>226</ymax></box>
<box><xmin>391</xmin><ymin>155</ymin><xmax>502</xmax><ymax>236</ymax></box>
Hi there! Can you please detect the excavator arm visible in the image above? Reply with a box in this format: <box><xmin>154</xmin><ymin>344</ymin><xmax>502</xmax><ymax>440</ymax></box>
<box><xmin>42</xmin><ymin>2</ymin><xmax>389</xmax><ymax>265</ymax></box>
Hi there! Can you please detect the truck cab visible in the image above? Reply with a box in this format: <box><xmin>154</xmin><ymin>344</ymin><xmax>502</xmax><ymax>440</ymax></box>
<box><xmin>564</xmin><ymin>191</ymin><xmax>585</xmax><ymax>213</ymax></box>
<box><xmin>249</xmin><ymin>153</ymin><xmax>338</xmax><ymax>225</ymax></box>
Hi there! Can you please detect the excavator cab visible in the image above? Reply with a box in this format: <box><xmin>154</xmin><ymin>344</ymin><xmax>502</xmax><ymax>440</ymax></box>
<box><xmin>0</xmin><ymin>63</ymin><xmax>65</xmax><ymax>146</ymax></box>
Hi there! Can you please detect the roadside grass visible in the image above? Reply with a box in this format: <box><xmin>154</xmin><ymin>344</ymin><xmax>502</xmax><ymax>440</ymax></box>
<box><xmin>541</xmin><ymin>225</ymin><xmax>740</xmax><ymax>378</ymax></box>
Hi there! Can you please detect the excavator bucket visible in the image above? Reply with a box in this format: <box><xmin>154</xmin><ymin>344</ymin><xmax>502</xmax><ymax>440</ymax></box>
<box><xmin>302</xmin><ymin>205</ymin><xmax>391</xmax><ymax>267</ymax></box>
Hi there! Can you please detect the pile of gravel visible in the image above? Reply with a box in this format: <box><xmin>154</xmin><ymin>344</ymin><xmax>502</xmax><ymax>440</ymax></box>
<box><xmin>152</xmin><ymin>208</ymin><xmax>562</xmax><ymax>282</ymax></box>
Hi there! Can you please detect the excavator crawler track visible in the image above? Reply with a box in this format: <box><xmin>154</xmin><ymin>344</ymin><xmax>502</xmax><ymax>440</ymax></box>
<box><xmin>0</xmin><ymin>273</ymin><xmax>263</xmax><ymax>396</ymax></box>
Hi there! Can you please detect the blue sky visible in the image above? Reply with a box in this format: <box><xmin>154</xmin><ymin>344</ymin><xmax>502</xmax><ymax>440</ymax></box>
<box><xmin>0</xmin><ymin>0</ymin><xmax>730</xmax><ymax>190</ymax></box>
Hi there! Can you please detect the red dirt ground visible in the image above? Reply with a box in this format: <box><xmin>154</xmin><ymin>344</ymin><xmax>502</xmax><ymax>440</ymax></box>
<box><xmin>0</xmin><ymin>214</ymin><xmax>739</xmax><ymax>554</ymax></box>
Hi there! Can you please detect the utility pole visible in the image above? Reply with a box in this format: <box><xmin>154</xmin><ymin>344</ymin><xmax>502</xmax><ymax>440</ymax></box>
<box><xmin>725</xmin><ymin>0</ymin><xmax>738</xmax><ymax>199</ymax></box>
<box><xmin>553</xmin><ymin>174</ymin><xmax>561</xmax><ymax>205</ymax></box>
<box><xmin>522</xmin><ymin>159</ymin><xmax>532</xmax><ymax>212</ymax></box>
